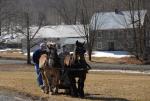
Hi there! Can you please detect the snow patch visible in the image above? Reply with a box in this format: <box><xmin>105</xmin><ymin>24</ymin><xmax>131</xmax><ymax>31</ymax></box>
<box><xmin>89</xmin><ymin>69</ymin><xmax>150</xmax><ymax>74</ymax></box>
<box><xmin>91</xmin><ymin>51</ymin><xmax>131</xmax><ymax>58</ymax></box>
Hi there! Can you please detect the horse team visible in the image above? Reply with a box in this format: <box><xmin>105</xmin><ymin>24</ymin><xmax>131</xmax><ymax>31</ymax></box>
<box><xmin>39</xmin><ymin>40</ymin><xmax>91</xmax><ymax>98</ymax></box>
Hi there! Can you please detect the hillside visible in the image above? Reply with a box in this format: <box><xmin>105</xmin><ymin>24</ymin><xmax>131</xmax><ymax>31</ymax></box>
<box><xmin>2</xmin><ymin>0</ymin><xmax>149</xmax><ymax>25</ymax></box>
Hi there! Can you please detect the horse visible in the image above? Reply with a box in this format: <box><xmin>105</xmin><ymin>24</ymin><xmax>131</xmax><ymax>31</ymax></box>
<box><xmin>64</xmin><ymin>40</ymin><xmax>91</xmax><ymax>97</ymax></box>
<box><xmin>39</xmin><ymin>42</ymin><xmax>61</xmax><ymax>94</ymax></box>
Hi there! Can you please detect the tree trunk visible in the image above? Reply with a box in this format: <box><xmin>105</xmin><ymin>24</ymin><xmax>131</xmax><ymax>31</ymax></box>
<box><xmin>26</xmin><ymin>13</ymin><xmax>31</xmax><ymax>64</ymax></box>
<box><xmin>0</xmin><ymin>21</ymin><xmax>1</xmax><ymax>36</ymax></box>
<box><xmin>88</xmin><ymin>50</ymin><xmax>92</xmax><ymax>61</ymax></box>
<box><xmin>27</xmin><ymin>33</ymin><xmax>31</xmax><ymax>64</ymax></box>
<box><xmin>87</xmin><ymin>43</ymin><xmax>92</xmax><ymax>61</ymax></box>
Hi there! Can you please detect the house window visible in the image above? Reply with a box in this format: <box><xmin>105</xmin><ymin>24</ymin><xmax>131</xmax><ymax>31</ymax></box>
<box><xmin>147</xmin><ymin>40</ymin><xmax>150</xmax><ymax>47</ymax></box>
<box><xmin>117</xmin><ymin>31</ymin><xmax>123</xmax><ymax>39</ymax></box>
<box><xmin>97</xmin><ymin>32</ymin><xmax>102</xmax><ymax>38</ymax></box>
<box><xmin>127</xmin><ymin>41</ymin><xmax>133</xmax><ymax>49</ymax></box>
<box><xmin>108</xmin><ymin>31</ymin><xmax>114</xmax><ymax>39</ymax></box>
<box><xmin>97</xmin><ymin>42</ymin><xmax>102</xmax><ymax>49</ymax></box>
<box><xmin>108</xmin><ymin>41</ymin><xmax>114</xmax><ymax>51</ymax></box>
<box><xmin>146</xmin><ymin>32</ymin><xmax>150</xmax><ymax>38</ymax></box>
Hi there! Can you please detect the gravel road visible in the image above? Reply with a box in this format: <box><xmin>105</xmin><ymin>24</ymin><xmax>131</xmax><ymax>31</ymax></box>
<box><xmin>0</xmin><ymin>90</ymin><xmax>40</xmax><ymax>101</ymax></box>
<box><xmin>0</xmin><ymin>59</ymin><xmax>27</xmax><ymax>64</ymax></box>
<box><xmin>0</xmin><ymin>58</ymin><xmax>150</xmax><ymax>71</ymax></box>
<box><xmin>89</xmin><ymin>62</ymin><xmax>150</xmax><ymax>71</ymax></box>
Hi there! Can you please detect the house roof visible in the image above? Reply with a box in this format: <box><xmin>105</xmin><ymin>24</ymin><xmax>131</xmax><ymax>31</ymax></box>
<box><xmin>33</xmin><ymin>25</ymin><xmax>85</xmax><ymax>38</ymax></box>
<box><xmin>59</xmin><ymin>37</ymin><xmax>85</xmax><ymax>47</ymax></box>
<box><xmin>0</xmin><ymin>25</ymin><xmax>85</xmax><ymax>44</ymax></box>
<box><xmin>90</xmin><ymin>10</ymin><xmax>147</xmax><ymax>30</ymax></box>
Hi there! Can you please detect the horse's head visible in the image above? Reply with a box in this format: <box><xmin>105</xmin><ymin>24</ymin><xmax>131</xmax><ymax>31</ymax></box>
<box><xmin>47</xmin><ymin>41</ymin><xmax>56</xmax><ymax>49</ymax></box>
<box><xmin>46</xmin><ymin>41</ymin><xmax>58</xmax><ymax>67</ymax></box>
<box><xmin>75</xmin><ymin>40</ymin><xmax>86</xmax><ymax>60</ymax></box>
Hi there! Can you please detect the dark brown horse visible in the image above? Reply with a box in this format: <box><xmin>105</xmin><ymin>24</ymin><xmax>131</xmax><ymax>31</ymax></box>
<box><xmin>64</xmin><ymin>40</ymin><xmax>90</xmax><ymax>97</ymax></box>
<box><xmin>39</xmin><ymin>42</ymin><xmax>61</xmax><ymax>94</ymax></box>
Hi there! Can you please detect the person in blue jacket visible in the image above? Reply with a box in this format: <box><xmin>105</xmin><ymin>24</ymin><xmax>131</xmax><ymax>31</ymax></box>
<box><xmin>32</xmin><ymin>43</ymin><xmax>47</xmax><ymax>91</ymax></box>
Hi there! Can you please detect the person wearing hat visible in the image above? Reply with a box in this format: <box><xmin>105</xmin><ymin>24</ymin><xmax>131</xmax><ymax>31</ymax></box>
<box><xmin>32</xmin><ymin>43</ymin><xmax>47</xmax><ymax>92</ymax></box>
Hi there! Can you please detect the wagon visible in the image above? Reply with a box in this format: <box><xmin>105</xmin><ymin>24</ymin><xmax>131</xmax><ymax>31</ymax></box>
<box><xmin>41</xmin><ymin>40</ymin><xmax>90</xmax><ymax>97</ymax></box>
<box><xmin>51</xmin><ymin>62</ymin><xmax>90</xmax><ymax>96</ymax></box>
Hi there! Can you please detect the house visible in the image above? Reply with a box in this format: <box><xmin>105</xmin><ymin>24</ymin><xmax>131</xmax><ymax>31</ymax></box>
<box><xmin>21</xmin><ymin>25</ymin><xmax>85</xmax><ymax>53</ymax></box>
<box><xmin>90</xmin><ymin>10</ymin><xmax>149</xmax><ymax>51</ymax></box>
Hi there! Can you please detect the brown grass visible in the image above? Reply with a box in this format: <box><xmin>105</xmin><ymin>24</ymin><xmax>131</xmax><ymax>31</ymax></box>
<box><xmin>0</xmin><ymin>49</ymin><xmax>143</xmax><ymax>64</ymax></box>
<box><xmin>0</xmin><ymin>64</ymin><xmax>150</xmax><ymax>101</ymax></box>
<box><xmin>88</xmin><ymin>57</ymin><xmax>143</xmax><ymax>64</ymax></box>
<box><xmin>0</xmin><ymin>50</ymin><xmax>26</xmax><ymax>60</ymax></box>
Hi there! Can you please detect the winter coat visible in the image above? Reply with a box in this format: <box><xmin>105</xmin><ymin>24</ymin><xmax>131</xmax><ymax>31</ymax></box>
<box><xmin>32</xmin><ymin>49</ymin><xmax>47</xmax><ymax>64</ymax></box>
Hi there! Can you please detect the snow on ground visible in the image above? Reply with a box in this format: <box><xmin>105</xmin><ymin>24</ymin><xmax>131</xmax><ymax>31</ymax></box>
<box><xmin>0</xmin><ymin>48</ymin><xmax>131</xmax><ymax>58</ymax></box>
<box><xmin>0</xmin><ymin>48</ymin><xmax>21</xmax><ymax>52</ymax></box>
<box><xmin>91</xmin><ymin>51</ymin><xmax>132</xmax><ymax>58</ymax></box>
<box><xmin>25</xmin><ymin>51</ymin><xmax>131</xmax><ymax>58</ymax></box>
<box><xmin>23</xmin><ymin>52</ymin><xmax>33</xmax><ymax>56</ymax></box>
<box><xmin>89</xmin><ymin>70</ymin><xmax>150</xmax><ymax>74</ymax></box>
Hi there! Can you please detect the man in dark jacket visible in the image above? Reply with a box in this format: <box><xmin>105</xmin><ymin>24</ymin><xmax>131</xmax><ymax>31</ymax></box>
<box><xmin>32</xmin><ymin>43</ymin><xmax>47</xmax><ymax>91</ymax></box>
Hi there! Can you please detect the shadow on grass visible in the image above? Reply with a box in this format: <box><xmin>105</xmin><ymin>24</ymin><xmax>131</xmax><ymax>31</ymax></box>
<box><xmin>54</xmin><ymin>92</ymin><xmax>130</xmax><ymax>101</ymax></box>
<box><xmin>90</xmin><ymin>60</ymin><xmax>102</xmax><ymax>63</ymax></box>
<box><xmin>0</xmin><ymin>86</ymin><xmax>48</xmax><ymax>101</ymax></box>
<box><xmin>84</xmin><ymin>93</ymin><xmax>130</xmax><ymax>101</ymax></box>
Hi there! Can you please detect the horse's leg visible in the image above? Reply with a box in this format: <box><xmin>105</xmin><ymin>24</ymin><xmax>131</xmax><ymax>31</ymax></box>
<box><xmin>69</xmin><ymin>75</ymin><xmax>78</xmax><ymax>97</ymax></box>
<box><xmin>41</xmin><ymin>70</ymin><xmax>49</xmax><ymax>94</ymax></box>
<box><xmin>62</xmin><ymin>70</ymin><xmax>71</xmax><ymax>95</ymax></box>
<box><xmin>50</xmin><ymin>70</ymin><xmax>60</xmax><ymax>95</ymax></box>
<box><xmin>51</xmin><ymin>74</ymin><xmax>58</xmax><ymax>95</ymax></box>
<box><xmin>47</xmin><ymin>70</ymin><xmax>59</xmax><ymax>95</ymax></box>
<box><xmin>78</xmin><ymin>72</ymin><xmax>86</xmax><ymax>98</ymax></box>
<box><xmin>45</xmin><ymin>70</ymin><xmax>54</xmax><ymax>95</ymax></box>
<box><xmin>44</xmin><ymin>70</ymin><xmax>49</xmax><ymax>94</ymax></box>
<box><xmin>55</xmin><ymin>70</ymin><xmax>60</xmax><ymax>94</ymax></box>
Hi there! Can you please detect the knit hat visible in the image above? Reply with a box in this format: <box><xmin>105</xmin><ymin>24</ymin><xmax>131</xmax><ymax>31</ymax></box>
<box><xmin>40</xmin><ymin>43</ymin><xmax>46</xmax><ymax>50</ymax></box>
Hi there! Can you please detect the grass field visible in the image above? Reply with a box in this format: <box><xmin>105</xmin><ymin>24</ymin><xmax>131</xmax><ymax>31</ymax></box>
<box><xmin>87</xmin><ymin>57</ymin><xmax>143</xmax><ymax>64</ymax></box>
<box><xmin>0</xmin><ymin>49</ymin><xmax>142</xmax><ymax>64</ymax></box>
<box><xmin>0</xmin><ymin>50</ymin><xmax>26</xmax><ymax>60</ymax></box>
<box><xmin>0</xmin><ymin>50</ymin><xmax>149</xmax><ymax>101</ymax></box>
<box><xmin>0</xmin><ymin>64</ymin><xmax>150</xmax><ymax>101</ymax></box>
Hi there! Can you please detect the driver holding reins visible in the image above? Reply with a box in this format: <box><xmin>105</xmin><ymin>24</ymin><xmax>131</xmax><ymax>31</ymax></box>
<box><xmin>32</xmin><ymin>43</ymin><xmax>47</xmax><ymax>92</ymax></box>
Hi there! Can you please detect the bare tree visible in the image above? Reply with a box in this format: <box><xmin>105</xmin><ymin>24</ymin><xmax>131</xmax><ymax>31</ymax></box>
<box><xmin>75</xmin><ymin>0</ymin><xmax>104</xmax><ymax>61</ymax></box>
<box><xmin>123</xmin><ymin>0</ymin><xmax>149</xmax><ymax>60</ymax></box>
<box><xmin>15</xmin><ymin>0</ymin><xmax>45</xmax><ymax>64</ymax></box>
<box><xmin>0</xmin><ymin>0</ymin><xmax>2</xmax><ymax>36</ymax></box>
<box><xmin>50</xmin><ymin>0</ymin><xmax>104</xmax><ymax>61</ymax></box>
<box><xmin>0</xmin><ymin>0</ymin><xmax>18</xmax><ymax>42</ymax></box>
<box><xmin>48</xmin><ymin>0</ymin><xmax>79</xmax><ymax>24</ymax></box>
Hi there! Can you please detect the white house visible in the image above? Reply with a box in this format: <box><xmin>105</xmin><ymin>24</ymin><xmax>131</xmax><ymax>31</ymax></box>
<box><xmin>90</xmin><ymin>10</ymin><xmax>148</xmax><ymax>51</ymax></box>
<box><xmin>21</xmin><ymin>25</ymin><xmax>86</xmax><ymax>53</ymax></box>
